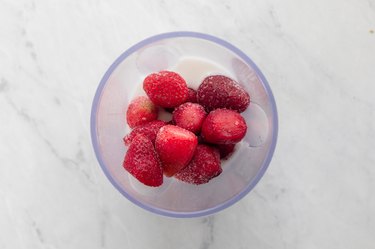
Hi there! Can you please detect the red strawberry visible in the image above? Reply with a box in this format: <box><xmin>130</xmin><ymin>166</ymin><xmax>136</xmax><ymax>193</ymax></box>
<box><xmin>216</xmin><ymin>143</ymin><xmax>236</xmax><ymax>159</ymax></box>
<box><xmin>201</xmin><ymin>109</ymin><xmax>247</xmax><ymax>144</ymax></box>
<box><xmin>123</xmin><ymin>135</ymin><xmax>163</xmax><ymax>187</ymax></box>
<box><xmin>197</xmin><ymin>75</ymin><xmax>250</xmax><ymax>112</ymax></box>
<box><xmin>143</xmin><ymin>71</ymin><xmax>189</xmax><ymax>108</ymax></box>
<box><xmin>187</xmin><ymin>88</ymin><xmax>197</xmax><ymax>103</ymax></box>
<box><xmin>155</xmin><ymin>125</ymin><xmax>198</xmax><ymax>177</ymax></box>
<box><xmin>124</xmin><ymin>120</ymin><xmax>166</xmax><ymax>146</ymax></box>
<box><xmin>126</xmin><ymin>96</ymin><xmax>158</xmax><ymax>128</ymax></box>
<box><xmin>175</xmin><ymin>144</ymin><xmax>222</xmax><ymax>185</ymax></box>
<box><xmin>172</xmin><ymin>102</ymin><xmax>207</xmax><ymax>134</ymax></box>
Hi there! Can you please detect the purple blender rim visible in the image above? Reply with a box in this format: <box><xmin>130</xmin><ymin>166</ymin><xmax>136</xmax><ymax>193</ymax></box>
<box><xmin>90</xmin><ymin>31</ymin><xmax>278</xmax><ymax>218</ymax></box>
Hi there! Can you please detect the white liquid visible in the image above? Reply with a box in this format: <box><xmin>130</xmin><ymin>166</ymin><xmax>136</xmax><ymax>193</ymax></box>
<box><xmin>170</xmin><ymin>56</ymin><xmax>235</xmax><ymax>89</ymax></box>
<box><xmin>133</xmin><ymin>56</ymin><xmax>236</xmax><ymax>98</ymax></box>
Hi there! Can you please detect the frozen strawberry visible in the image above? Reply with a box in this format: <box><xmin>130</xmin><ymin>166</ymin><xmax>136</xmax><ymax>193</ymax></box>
<box><xmin>123</xmin><ymin>135</ymin><xmax>163</xmax><ymax>187</ymax></box>
<box><xmin>216</xmin><ymin>143</ymin><xmax>236</xmax><ymax>159</ymax></box>
<box><xmin>126</xmin><ymin>96</ymin><xmax>158</xmax><ymax>128</ymax></box>
<box><xmin>197</xmin><ymin>75</ymin><xmax>250</xmax><ymax>112</ymax></box>
<box><xmin>124</xmin><ymin>120</ymin><xmax>166</xmax><ymax>146</ymax></box>
<box><xmin>201</xmin><ymin>109</ymin><xmax>247</xmax><ymax>144</ymax></box>
<box><xmin>187</xmin><ymin>88</ymin><xmax>197</xmax><ymax>103</ymax></box>
<box><xmin>175</xmin><ymin>144</ymin><xmax>222</xmax><ymax>185</ymax></box>
<box><xmin>155</xmin><ymin>125</ymin><xmax>198</xmax><ymax>177</ymax></box>
<box><xmin>172</xmin><ymin>102</ymin><xmax>207</xmax><ymax>134</ymax></box>
<box><xmin>143</xmin><ymin>71</ymin><xmax>189</xmax><ymax>108</ymax></box>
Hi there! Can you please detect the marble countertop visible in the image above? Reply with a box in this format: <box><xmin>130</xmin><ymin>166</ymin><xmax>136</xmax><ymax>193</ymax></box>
<box><xmin>1</xmin><ymin>0</ymin><xmax>374</xmax><ymax>248</ymax></box>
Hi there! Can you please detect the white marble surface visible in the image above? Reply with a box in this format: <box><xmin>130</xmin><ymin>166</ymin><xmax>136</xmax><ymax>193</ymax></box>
<box><xmin>1</xmin><ymin>0</ymin><xmax>374</xmax><ymax>248</ymax></box>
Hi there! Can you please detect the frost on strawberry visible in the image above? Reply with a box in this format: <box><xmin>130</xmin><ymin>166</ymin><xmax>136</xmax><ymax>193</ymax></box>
<box><xmin>143</xmin><ymin>71</ymin><xmax>189</xmax><ymax>108</ymax></box>
<box><xmin>197</xmin><ymin>75</ymin><xmax>250</xmax><ymax>112</ymax></box>
<box><xmin>172</xmin><ymin>102</ymin><xmax>207</xmax><ymax>134</ymax></box>
<box><xmin>123</xmin><ymin>135</ymin><xmax>163</xmax><ymax>187</ymax></box>
<box><xmin>175</xmin><ymin>144</ymin><xmax>222</xmax><ymax>185</ymax></box>
<box><xmin>124</xmin><ymin>120</ymin><xmax>166</xmax><ymax>146</ymax></box>
<box><xmin>126</xmin><ymin>96</ymin><xmax>158</xmax><ymax>128</ymax></box>
<box><xmin>201</xmin><ymin>109</ymin><xmax>247</xmax><ymax>144</ymax></box>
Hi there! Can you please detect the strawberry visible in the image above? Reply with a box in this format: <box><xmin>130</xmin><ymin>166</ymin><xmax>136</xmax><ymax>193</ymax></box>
<box><xmin>197</xmin><ymin>75</ymin><xmax>250</xmax><ymax>112</ymax></box>
<box><xmin>175</xmin><ymin>144</ymin><xmax>222</xmax><ymax>185</ymax></box>
<box><xmin>201</xmin><ymin>109</ymin><xmax>247</xmax><ymax>144</ymax></box>
<box><xmin>187</xmin><ymin>88</ymin><xmax>197</xmax><ymax>103</ymax></box>
<box><xmin>155</xmin><ymin>125</ymin><xmax>198</xmax><ymax>177</ymax></box>
<box><xmin>216</xmin><ymin>143</ymin><xmax>236</xmax><ymax>159</ymax></box>
<box><xmin>172</xmin><ymin>102</ymin><xmax>207</xmax><ymax>134</ymax></box>
<box><xmin>143</xmin><ymin>71</ymin><xmax>189</xmax><ymax>108</ymax></box>
<box><xmin>123</xmin><ymin>135</ymin><xmax>163</xmax><ymax>187</ymax></box>
<box><xmin>126</xmin><ymin>96</ymin><xmax>158</xmax><ymax>128</ymax></box>
<box><xmin>124</xmin><ymin>120</ymin><xmax>166</xmax><ymax>146</ymax></box>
